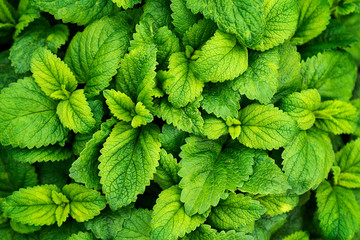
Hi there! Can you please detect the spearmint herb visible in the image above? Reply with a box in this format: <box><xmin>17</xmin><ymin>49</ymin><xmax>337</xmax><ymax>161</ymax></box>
<box><xmin>0</xmin><ymin>0</ymin><xmax>360</xmax><ymax>239</ymax></box>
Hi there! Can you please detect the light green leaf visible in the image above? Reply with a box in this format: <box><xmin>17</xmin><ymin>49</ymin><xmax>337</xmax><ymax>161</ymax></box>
<box><xmin>193</xmin><ymin>30</ymin><xmax>248</xmax><ymax>83</ymax></box>
<box><xmin>31</xmin><ymin>0</ymin><xmax>115</xmax><ymax>25</ymax></box>
<box><xmin>164</xmin><ymin>52</ymin><xmax>203</xmax><ymax>108</ymax></box>
<box><xmin>203</xmin><ymin>115</ymin><xmax>228</xmax><ymax>140</ymax></box>
<box><xmin>69</xmin><ymin>118</ymin><xmax>117</xmax><ymax>190</ymax></box>
<box><xmin>254</xmin><ymin>0</ymin><xmax>299</xmax><ymax>51</ymax></box>
<box><xmin>154</xmin><ymin>97</ymin><xmax>204</xmax><ymax>135</ymax></box>
<box><xmin>65</xmin><ymin>16</ymin><xmax>133</xmax><ymax>97</ymax></box>
<box><xmin>201</xmin><ymin>81</ymin><xmax>241</xmax><ymax>120</ymax></box>
<box><xmin>116</xmin><ymin>208</ymin><xmax>152</xmax><ymax>239</ymax></box>
<box><xmin>104</xmin><ymin>89</ymin><xmax>135</xmax><ymax>122</ymax></box>
<box><xmin>0</xmin><ymin>77</ymin><xmax>68</xmax><ymax>148</ymax></box>
<box><xmin>240</xmin><ymin>151</ymin><xmax>291</xmax><ymax>195</ymax></box>
<box><xmin>301</xmin><ymin>50</ymin><xmax>357</xmax><ymax>101</ymax></box>
<box><xmin>30</xmin><ymin>47</ymin><xmax>77</xmax><ymax>100</ymax></box>
<box><xmin>186</xmin><ymin>0</ymin><xmax>265</xmax><ymax>48</ymax></box>
<box><xmin>151</xmin><ymin>185</ymin><xmax>208</xmax><ymax>240</ymax></box>
<box><xmin>232</xmin><ymin>48</ymin><xmax>279</xmax><ymax>104</ymax></box>
<box><xmin>281</xmin><ymin>89</ymin><xmax>321</xmax><ymax>130</ymax></box>
<box><xmin>99</xmin><ymin>122</ymin><xmax>161</xmax><ymax>210</ymax></box>
<box><xmin>116</xmin><ymin>45</ymin><xmax>158</xmax><ymax>109</ymax></box>
<box><xmin>69</xmin><ymin>231</ymin><xmax>95</xmax><ymax>240</ymax></box>
<box><xmin>182</xmin><ymin>19</ymin><xmax>217</xmax><ymax>50</ymax></box>
<box><xmin>316</xmin><ymin>181</ymin><xmax>360</xmax><ymax>240</ymax></box>
<box><xmin>282</xmin><ymin>129</ymin><xmax>334</xmax><ymax>194</ymax></box>
<box><xmin>112</xmin><ymin>0</ymin><xmax>142</xmax><ymax>8</ymax></box>
<box><xmin>238</xmin><ymin>104</ymin><xmax>298</xmax><ymax>150</ymax></box>
<box><xmin>282</xmin><ymin>231</ymin><xmax>309</xmax><ymax>240</ymax></box>
<box><xmin>57</xmin><ymin>89</ymin><xmax>96</xmax><ymax>134</ymax></box>
<box><xmin>207</xmin><ymin>193</ymin><xmax>265</xmax><ymax>231</ymax></box>
<box><xmin>255</xmin><ymin>194</ymin><xmax>299</xmax><ymax>217</ymax></box>
<box><xmin>335</xmin><ymin>139</ymin><xmax>360</xmax><ymax>188</ymax></box>
<box><xmin>62</xmin><ymin>184</ymin><xmax>106</xmax><ymax>222</ymax></box>
<box><xmin>314</xmin><ymin>100</ymin><xmax>358</xmax><ymax>135</ymax></box>
<box><xmin>178</xmin><ymin>136</ymin><xmax>254</xmax><ymax>215</ymax></box>
<box><xmin>1</xmin><ymin>185</ymin><xmax>69</xmax><ymax>226</ymax></box>
<box><xmin>0</xmin><ymin>146</ymin><xmax>38</xmax><ymax>197</ymax></box>
<box><xmin>183</xmin><ymin>224</ymin><xmax>254</xmax><ymax>240</ymax></box>
<box><xmin>170</xmin><ymin>0</ymin><xmax>200</xmax><ymax>37</ymax></box>
<box><xmin>14</xmin><ymin>7</ymin><xmax>41</xmax><ymax>38</ymax></box>
<box><xmin>154</xmin><ymin>149</ymin><xmax>181</xmax><ymax>190</ymax></box>
<box><xmin>291</xmin><ymin>0</ymin><xmax>331</xmax><ymax>45</ymax></box>
<box><xmin>131</xmin><ymin>102</ymin><xmax>154</xmax><ymax>128</ymax></box>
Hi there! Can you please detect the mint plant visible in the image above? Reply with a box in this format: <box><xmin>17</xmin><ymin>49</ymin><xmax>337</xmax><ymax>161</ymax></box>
<box><xmin>1</xmin><ymin>0</ymin><xmax>360</xmax><ymax>239</ymax></box>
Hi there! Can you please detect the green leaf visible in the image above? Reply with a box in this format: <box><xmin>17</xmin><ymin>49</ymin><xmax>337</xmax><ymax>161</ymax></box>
<box><xmin>159</xmin><ymin>124</ymin><xmax>188</xmax><ymax>156</ymax></box>
<box><xmin>256</xmin><ymin>194</ymin><xmax>299</xmax><ymax>217</ymax></box>
<box><xmin>314</xmin><ymin>100</ymin><xmax>358</xmax><ymax>135</ymax></box>
<box><xmin>232</xmin><ymin>48</ymin><xmax>279</xmax><ymax>104</ymax></box>
<box><xmin>282</xmin><ymin>129</ymin><xmax>334</xmax><ymax>194</ymax></box>
<box><xmin>0</xmin><ymin>0</ymin><xmax>16</xmax><ymax>24</ymax></box>
<box><xmin>31</xmin><ymin>0</ymin><xmax>115</xmax><ymax>25</ymax></box>
<box><xmin>62</xmin><ymin>184</ymin><xmax>106</xmax><ymax>222</ymax></box>
<box><xmin>9</xmin><ymin>219</ymin><xmax>41</xmax><ymax>234</ymax></box>
<box><xmin>335</xmin><ymin>139</ymin><xmax>360</xmax><ymax>188</ymax></box>
<box><xmin>281</xmin><ymin>89</ymin><xmax>321</xmax><ymax>130</ymax></box>
<box><xmin>164</xmin><ymin>52</ymin><xmax>203</xmax><ymax>108</ymax></box>
<box><xmin>0</xmin><ymin>77</ymin><xmax>68</xmax><ymax>148</ymax></box>
<box><xmin>178</xmin><ymin>136</ymin><xmax>254</xmax><ymax>215</ymax></box>
<box><xmin>291</xmin><ymin>0</ymin><xmax>331</xmax><ymax>45</ymax></box>
<box><xmin>104</xmin><ymin>89</ymin><xmax>136</xmax><ymax>122</ymax></box>
<box><xmin>14</xmin><ymin>7</ymin><xmax>41</xmax><ymax>38</ymax></box>
<box><xmin>151</xmin><ymin>185</ymin><xmax>208</xmax><ymax>240</ymax></box>
<box><xmin>170</xmin><ymin>0</ymin><xmax>200</xmax><ymax>37</ymax></box>
<box><xmin>8</xmin><ymin>145</ymin><xmax>73</xmax><ymax>164</ymax></box>
<box><xmin>1</xmin><ymin>185</ymin><xmax>69</xmax><ymax>226</ymax></box>
<box><xmin>203</xmin><ymin>114</ymin><xmax>229</xmax><ymax>140</ymax></box>
<box><xmin>99</xmin><ymin>122</ymin><xmax>161</xmax><ymax>210</ymax></box>
<box><xmin>116</xmin><ymin>45</ymin><xmax>158</xmax><ymax>109</ymax></box>
<box><xmin>30</xmin><ymin>47</ymin><xmax>77</xmax><ymax>100</ymax></box>
<box><xmin>0</xmin><ymin>146</ymin><xmax>37</xmax><ymax>197</ymax></box>
<box><xmin>142</xmin><ymin>0</ymin><xmax>172</xmax><ymax>31</ymax></box>
<box><xmin>240</xmin><ymin>151</ymin><xmax>291</xmax><ymax>195</ymax></box>
<box><xmin>316</xmin><ymin>181</ymin><xmax>360</xmax><ymax>240</ymax></box>
<box><xmin>182</xmin><ymin>19</ymin><xmax>217</xmax><ymax>50</ymax></box>
<box><xmin>57</xmin><ymin>89</ymin><xmax>96</xmax><ymax>134</ymax></box>
<box><xmin>10</xmin><ymin>19</ymin><xmax>69</xmax><ymax>74</ymax></box>
<box><xmin>85</xmin><ymin>207</ymin><xmax>131</xmax><ymax>240</ymax></box>
<box><xmin>69</xmin><ymin>231</ymin><xmax>95</xmax><ymax>240</ymax></box>
<box><xmin>65</xmin><ymin>16</ymin><xmax>134</xmax><ymax>97</ymax></box>
<box><xmin>69</xmin><ymin>118</ymin><xmax>118</xmax><ymax>190</ymax></box>
<box><xmin>154</xmin><ymin>97</ymin><xmax>204</xmax><ymax>135</ymax></box>
<box><xmin>282</xmin><ymin>231</ymin><xmax>309</xmax><ymax>240</ymax></box>
<box><xmin>37</xmin><ymin>221</ymin><xmax>86</xmax><ymax>240</ymax></box>
<box><xmin>254</xmin><ymin>0</ymin><xmax>299</xmax><ymax>51</ymax></box>
<box><xmin>154</xmin><ymin>149</ymin><xmax>181</xmax><ymax>190</ymax></box>
<box><xmin>207</xmin><ymin>193</ymin><xmax>265</xmax><ymax>231</ymax></box>
<box><xmin>116</xmin><ymin>208</ymin><xmax>152</xmax><ymax>239</ymax></box>
<box><xmin>193</xmin><ymin>30</ymin><xmax>248</xmax><ymax>83</ymax></box>
<box><xmin>186</xmin><ymin>0</ymin><xmax>265</xmax><ymax>48</ymax></box>
<box><xmin>251</xmin><ymin>214</ymin><xmax>287</xmax><ymax>240</ymax></box>
<box><xmin>238</xmin><ymin>104</ymin><xmax>298</xmax><ymax>150</ymax></box>
<box><xmin>112</xmin><ymin>0</ymin><xmax>142</xmax><ymax>8</ymax></box>
<box><xmin>0</xmin><ymin>50</ymin><xmax>23</xmax><ymax>91</ymax></box>
<box><xmin>201</xmin><ymin>81</ymin><xmax>241</xmax><ymax>120</ymax></box>
<box><xmin>301</xmin><ymin>50</ymin><xmax>357</xmax><ymax>101</ymax></box>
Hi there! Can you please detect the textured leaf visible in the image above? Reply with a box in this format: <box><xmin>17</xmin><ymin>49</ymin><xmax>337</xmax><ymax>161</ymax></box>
<box><xmin>69</xmin><ymin>118</ymin><xmax>117</xmax><ymax>190</ymax></box>
<box><xmin>282</xmin><ymin>129</ymin><xmax>334</xmax><ymax>194</ymax></box>
<box><xmin>142</xmin><ymin>0</ymin><xmax>172</xmax><ymax>31</ymax></box>
<box><xmin>232</xmin><ymin>48</ymin><xmax>279</xmax><ymax>104</ymax></box>
<box><xmin>254</xmin><ymin>0</ymin><xmax>299</xmax><ymax>51</ymax></box>
<box><xmin>183</xmin><ymin>224</ymin><xmax>254</xmax><ymax>240</ymax></box>
<box><xmin>112</xmin><ymin>0</ymin><xmax>142</xmax><ymax>8</ymax></box>
<box><xmin>0</xmin><ymin>77</ymin><xmax>68</xmax><ymax>148</ymax></box>
<box><xmin>62</xmin><ymin>184</ymin><xmax>106</xmax><ymax>222</ymax></box>
<box><xmin>151</xmin><ymin>185</ymin><xmax>208</xmax><ymax>240</ymax></box>
<box><xmin>240</xmin><ymin>151</ymin><xmax>291</xmax><ymax>195</ymax></box>
<box><xmin>170</xmin><ymin>0</ymin><xmax>200</xmax><ymax>37</ymax></box>
<box><xmin>65</xmin><ymin>16</ymin><xmax>134</xmax><ymax>97</ymax></box>
<box><xmin>30</xmin><ymin>47</ymin><xmax>77</xmax><ymax>100</ymax></box>
<box><xmin>1</xmin><ymin>185</ymin><xmax>69</xmax><ymax>226</ymax></box>
<box><xmin>251</xmin><ymin>214</ymin><xmax>287</xmax><ymax>240</ymax></box>
<box><xmin>207</xmin><ymin>193</ymin><xmax>265</xmax><ymax>231</ymax></box>
<box><xmin>14</xmin><ymin>7</ymin><xmax>41</xmax><ymax>38</ymax></box>
<box><xmin>186</xmin><ymin>0</ymin><xmax>265</xmax><ymax>48</ymax></box>
<box><xmin>281</xmin><ymin>89</ymin><xmax>321</xmax><ymax>130</ymax></box>
<box><xmin>182</xmin><ymin>19</ymin><xmax>217</xmax><ymax>50</ymax></box>
<box><xmin>316</xmin><ymin>181</ymin><xmax>360</xmax><ymax>240</ymax></box>
<box><xmin>201</xmin><ymin>81</ymin><xmax>240</xmax><ymax>120</ymax></box>
<box><xmin>314</xmin><ymin>100</ymin><xmax>358</xmax><ymax>135</ymax></box>
<box><xmin>256</xmin><ymin>194</ymin><xmax>299</xmax><ymax>217</ymax></box>
<box><xmin>164</xmin><ymin>52</ymin><xmax>203</xmax><ymax>108</ymax></box>
<box><xmin>238</xmin><ymin>104</ymin><xmax>298</xmax><ymax>150</ymax></box>
<box><xmin>301</xmin><ymin>50</ymin><xmax>357</xmax><ymax>101</ymax></box>
<box><xmin>9</xmin><ymin>219</ymin><xmax>41</xmax><ymax>234</ymax></box>
<box><xmin>282</xmin><ymin>231</ymin><xmax>309</xmax><ymax>240</ymax></box>
<box><xmin>203</xmin><ymin>114</ymin><xmax>229</xmax><ymax>140</ymax></box>
<box><xmin>57</xmin><ymin>89</ymin><xmax>96</xmax><ymax>134</ymax></box>
<box><xmin>159</xmin><ymin>124</ymin><xmax>188</xmax><ymax>156</ymax></box>
<box><xmin>104</xmin><ymin>89</ymin><xmax>136</xmax><ymax>122</ymax></box>
<box><xmin>193</xmin><ymin>30</ymin><xmax>248</xmax><ymax>83</ymax></box>
<box><xmin>69</xmin><ymin>231</ymin><xmax>95</xmax><ymax>240</ymax></box>
<box><xmin>31</xmin><ymin>0</ymin><xmax>115</xmax><ymax>25</ymax></box>
<box><xmin>116</xmin><ymin>208</ymin><xmax>152</xmax><ymax>239</ymax></box>
<box><xmin>154</xmin><ymin>149</ymin><xmax>181</xmax><ymax>190</ymax></box>
<box><xmin>99</xmin><ymin>122</ymin><xmax>161</xmax><ymax>210</ymax></box>
<box><xmin>291</xmin><ymin>0</ymin><xmax>331</xmax><ymax>45</ymax></box>
<box><xmin>178</xmin><ymin>136</ymin><xmax>254</xmax><ymax>215</ymax></box>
